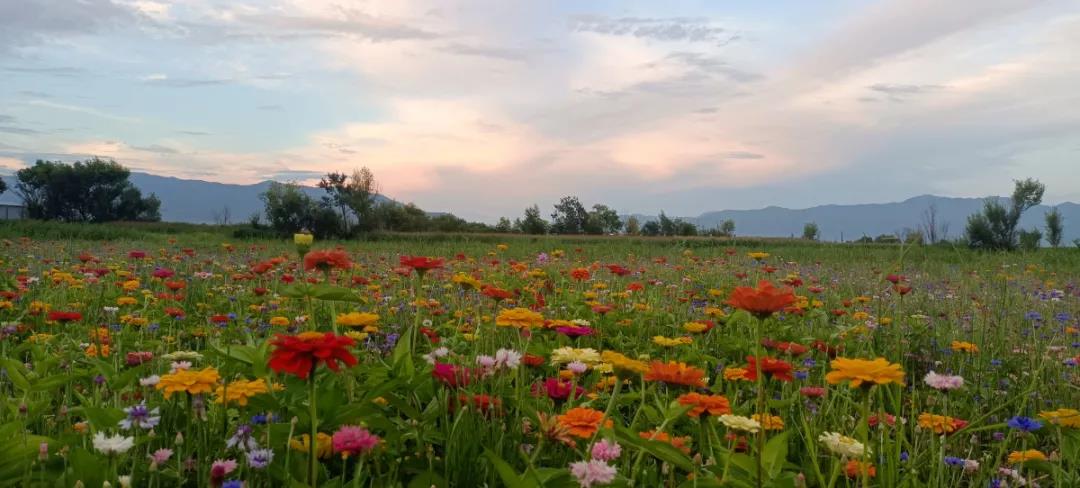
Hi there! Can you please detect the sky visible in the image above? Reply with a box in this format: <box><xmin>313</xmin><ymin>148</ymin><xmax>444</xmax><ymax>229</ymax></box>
<box><xmin>1</xmin><ymin>0</ymin><xmax>1079</xmax><ymax>222</ymax></box>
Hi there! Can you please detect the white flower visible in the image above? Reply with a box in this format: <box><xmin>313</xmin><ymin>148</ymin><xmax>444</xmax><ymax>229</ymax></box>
<box><xmin>118</xmin><ymin>475</ymin><xmax>132</xmax><ymax>488</ymax></box>
<box><xmin>139</xmin><ymin>375</ymin><xmax>160</xmax><ymax>387</ymax></box>
<box><xmin>571</xmin><ymin>319</ymin><xmax>591</xmax><ymax>327</ymax></box>
<box><xmin>93</xmin><ymin>432</ymin><xmax>134</xmax><ymax>455</ymax></box>
<box><xmin>494</xmin><ymin>349</ymin><xmax>521</xmax><ymax>370</ymax></box>
<box><xmin>818</xmin><ymin>432</ymin><xmax>867</xmax><ymax>458</ymax></box>
<box><xmin>423</xmin><ymin>347</ymin><xmax>449</xmax><ymax>365</ymax></box>
<box><xmin>169</xmin><ymin>361</ymin><xmax>192</xmax><ymax>373</ymax></box>
<box><xmin>103</xmin><ymin>307</ymin><xmax>119</xmax><ymax>314</ymax></box>
<box><xmin>718</xmin><ymin>415</ymin><xmax>761</xmax><ymax>433</ymax></box>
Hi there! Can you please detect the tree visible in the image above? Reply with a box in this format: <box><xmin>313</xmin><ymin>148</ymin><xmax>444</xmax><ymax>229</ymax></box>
<box><xmin>0</xmin><ymin>177</ymin><xmax>6</xmax><ymax>195</ymax></box>
<box><xmin>1045</xmin><ymin>207</ymin><xmax>1063</xmax><ymax>248</ymax></box>
<box><xmin>517</xmin><ymin>205</ymin><xmax>549</xmax><ymax>235</ymax></box>
<box><xmin>586</xmin><ymin>204</ymin><xmax>622</xmax><ymax>234</ymax></box>
<box><xmin>318</xmin><ymin>167</ymin><xmax>380</xmax><ymax>233</ymax></box>
<box><xmin>641</xmin><ymin>221</ymin><xmax>661</xmax><ymax>236</ymax></box>
<box><xmin>658</xmin><ymin>212</ymin><xmax>675</xmax><ymax>236</ymax></box>
<box><xmin>261</xmin><ymin>181</ymin><xmax>319</xmax><ymax>236</ymax></box>
<box><xmin>212</xmin><ymin>206</ymin><xmax>231</xmax><ymax>226</ymax></box>
<box><xmin>494</xmin><ymin>217</ymin><xmax>513</xmax><ymax>233</ymax></box>
<box><xmin>550</xmin><ymin>196</ymin><xmax>589</xmax><ymax>234</ymax></box>
<box><xmin>15</xmin><ymin>158</ymin><xmax>160</xmax><ymax>222</ymax></box>
<box><xmin>720</xmin><ymin>219</ymin><xmax>735</xmax><ymax>237</ymax></box>
<box><xmin>802</xmin><ymin>222</ymin><xmax>819</xmax><ymax>241</ymax></box>
<box><xmin>1018</xmin><ymin>228</ymin><xmax>1042</xmax><ymax>251</ymax></box>
<box><xmin>624</xmin><ymin>216</ymin><xmax>640</xmax><ymax>235</ymax></box>
<box><xmin>921</xmin><ymin>203</ymin><xmax>949</xmax><ymax>244</ymax></box>
<box><xmin>966</xmin><ymin>178</ymin><xmax>1045</xmax><ymax>250</ymax></box>
<box><xmin>674</xmin><ymin>219</ymin><xmax>697</xmax><ymax>236</ymax></box>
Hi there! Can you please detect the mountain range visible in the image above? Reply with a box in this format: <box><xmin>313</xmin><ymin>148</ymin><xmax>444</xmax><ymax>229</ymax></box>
<box><xmin>1</xmin><ymin>173</ymin><xmax>1077</xmax><ymax>243</ymax></box>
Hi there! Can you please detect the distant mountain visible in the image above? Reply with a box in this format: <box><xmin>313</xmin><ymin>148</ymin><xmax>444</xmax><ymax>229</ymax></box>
<box><xmin>0</xmin><ymin>172</ymin><xmax>389</xmax><ymax>224</ymax></box>
<box><xmin>632</xmin><ymin>195</ymin><xmax>1080</xmax><ymax>243</ymax></box>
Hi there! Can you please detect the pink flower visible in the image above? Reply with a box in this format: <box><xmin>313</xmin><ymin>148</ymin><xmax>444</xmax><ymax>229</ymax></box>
<box><xmin>923</xmin><ymin>371</ymin><xmax>964</xmax><ymax>391</ymax></box>
<box><xmin>590</xmin><ymin>439</ymin><xmax>622</xmax><ymax>462</ymax></box>
<box><xmin>570</xmin><ymin>460</ymin><xmax>617</xmax><ymax>487</ymax></box>
<box><xmin>210</xmin><ymin>458</ymin><xmax>237</xmax><ymax>487</ymax></box>
<box><xmin>148</xmin><ymin>448</ymin><xmax>173</xmax><ymax>467</ymax></box>
<box><xmin>332</xmin><ymin>425</ymin><xmax>380</xmax><ymax>458</ymax></box>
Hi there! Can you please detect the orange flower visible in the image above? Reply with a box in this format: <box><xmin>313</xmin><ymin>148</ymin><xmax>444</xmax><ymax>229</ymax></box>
<box><xmin>917</xmin><ymin>413</ymin><xmax>968</xmax><ymax>435</ymax></box>
<box><xmin>844</xmin><ymin>460</ymin><xmax>876</xmax><ymax>478</ymax></box>
<box><xmin>644</xmin><ymin>361</ymin><xmax>706</xmax><ymax>388</ymax></box>
<box><xmin>570</xmin><ymin>268</ymin><xmax>591</xmax><ymax>281</ymax></box>
<box><xmin>726</xmin><ymin>280</ymin><xmax>796</xmax><ymax>318</ymax></box>
<box><xmin>557</xmin><ymin>407</ymin><xmax>612</xmax><ymax>438</ymax></box>
<box><xmin>677</xmin><ymin>392</ymin><xmax>731</xmax><ymax>417</ymax></box>
<box><xmin>639</xmin><ymin>430</ymin><xmax>692</xmax><ymax>454</ymax></box>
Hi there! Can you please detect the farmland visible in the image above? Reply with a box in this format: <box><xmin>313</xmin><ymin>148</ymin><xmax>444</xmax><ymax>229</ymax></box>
<box><xmin>0</xmin><ymin>233</ymin><xmax>1077</xmax><ymax>487</ymax></box>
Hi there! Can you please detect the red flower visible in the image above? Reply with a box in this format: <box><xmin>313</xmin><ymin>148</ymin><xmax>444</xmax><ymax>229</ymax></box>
<box><xmin>481</xmin><ymin>286</ymin><xmax>514</xmax><ymax>301</ymax></box>
<box><xmin>534</xmin><ymin>378</ymin><xmax>584</xmax><ymax>401</ymax></box>
<box><xmin>210</xmin><ymin>314</ymin><xmax>230</xmax><ymax>325</ymax></box>
<box><xmin>268</xmin><ymin>332</ymin><xmax>357</xmax><ymax>379</ymax></box>
<box><xmin>522</xmin><ymin>353</ymin><xmax>545</xmax><ymax>367</ymax></box>
<box><xmin>605</xmin><ymin>264</ymin><xmax>631</xmax><ymax>276</ymax></box>
<box><xmin>432</xmin><ymin>362</ymin><xmax>472</xmax><ymax>388</ymax></box>
<box><xmin>726</xmin><ymin>280</ymin><xmax>796</xmax><ymax>318</ymax></box>
<box><xmin>304</xmin><ymin>250</ymin><xmax>352</xmax><ymax>272</ymax></box>
<box><xmin>399</xmin><ymin>256</ymin><xmax>444</xmax><ymax>276</ymax></box>
<box><xmin>47</xmin><ymin>311</ymin><xmax>82</xmax><ymax>323</ymax></box>
<box><xmin>128</xmin><ymin>250</ymin><xmax>146</xmax><ymax>259</ymax></box>
<box><xmin>569</xmin><ymin>268</ymin><xmax>591</xmax><ymax>281</ymax></box>
<box><xmin>744</xmin><ymin>356</ymin><xmax>794</xmax><ymax>382</ymax></box>
<box><xmin>152</xmin><ymin>268</ymin><xmax>175</xmax><ymax>279</ymax></box>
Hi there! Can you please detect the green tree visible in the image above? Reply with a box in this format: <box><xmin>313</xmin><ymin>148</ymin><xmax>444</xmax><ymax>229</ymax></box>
<box><xmin>494</xmin><ymin>217</ymin><xmax>513</xmax><ymax>233</ymax></box>
<box><xmin>318</xmin><ymin>167</ymin><xmax>380</xmax><ymax>233</ymax></box>
<box><xmin>624</xmin><ymin>216</ymin><xmax>641</xmax><ymax>235</ymax></box>
<box><xmin>641</xmin><ymin>220</ymin><xmax>660</xmax><ymax>236</ymax></box>
<box><xmin>15</xmin><ymin>158</ymin><xmax>160</xmax><ymax>222</ymax></box>
<box><xmin>586</xmin><ymin>204</ymin><xmax>622</xmax><ymax>234</ymax></box>
<box><xmin>1045</xmin><ymin>207</ymin><xmax>1063</xmax><ymax>248</ymax></box>
<box><xmin>658</xmin><ymin>211</ymin><xmax>675</xmax><ymax>236</ymax></box>
<box><xmin>802</xmin><ymin>222</ymin><xmax>819</xmax><ymax>241</ymax></box>
<box><xmin>1018</xmin><ymin>228</ymin><xmax>1042</xmax><ymax>251</ymax></box>
<box><xmin>517</xmin><ymin>205</ymin><xmax>548</xmax><ymax>234</ymax></box>
<box><xmin>966</xmin><ymin>178</ymin><xmax>1045</xmax><ymax>250</ymax></box>
<box><xmin>720</xmin><ymin>219</ymin><xmax>735</xmax><ymax>237</ymax></box>
<box><xmin>550</xmin><ymin>196</ymin><xmax>589</xmax><ymax>234</ymax></box>
<box><xmin>0</xmin><ymin>177</ymin><xmax>6</xmax><ymax>195</ymax></box>
<box><xmin>260</xmin><ymin>181</ymin><xmax>318</xmax><ymax>236</ymax></box>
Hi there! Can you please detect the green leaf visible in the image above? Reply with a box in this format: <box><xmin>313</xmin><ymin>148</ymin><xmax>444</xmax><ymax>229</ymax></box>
<box><xmin>613</xmin><ymin>425</ymin><xmax>695</xmax><ymax>473</ymax></box>
<box><xmin>309</xmin><ymin>284</ymin><xmax>363</xmax><ymax>302</ymax></box>
<box><xmin>482</xmin><ymin>448</ymin><xmax>536</xmax><ymax>488</ymax></box>
<box><xmin>0</xmin><ymin>358</ymin><xmax>30</xmax><ymax>391</ymax></box>
<box><xmin>408</xmin><ymin>470</ymin><xmax>448</xmax><ymax>488</ymax></box>
<box><xmin>762</xmin><ymin>431</ymin><xmax>791</xmax><ymax>479</ymax></box>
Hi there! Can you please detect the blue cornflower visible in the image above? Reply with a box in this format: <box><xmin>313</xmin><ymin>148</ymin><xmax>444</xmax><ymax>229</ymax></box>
<box><xmin>246</xmin><ymin>448</ymin><xmax>274</xmax><ymax>469</ymax></box>
<box><xmin>1006</xmin><ymin>416</ymin><xmax>1042</xmax><ymax>432</ymax></box>
<box><xmin>222</xmin><ymin>480</ymin><xmax>244</xmax><ymax>488</ymax></box>
<box><xmin>794</xmin><ymin>370</ymin><xmax>809</xmax><ymax>380</ymax></box>
<box><xmin>944</xmin><ymin>456</ymin><xmax>964</xmax><ymax>466</ymax></box>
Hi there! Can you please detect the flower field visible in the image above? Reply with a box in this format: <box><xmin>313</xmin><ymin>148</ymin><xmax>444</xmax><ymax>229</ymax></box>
<box><xmin>0</xmin><ymin>235</ymin><xmax>1078</xmax><ymax>487</ymax></box>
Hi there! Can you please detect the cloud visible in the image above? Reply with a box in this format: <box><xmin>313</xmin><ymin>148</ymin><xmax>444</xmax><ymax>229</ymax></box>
<box><xmin>568</xmin><ymin>15</ymin><xmax>739</xmax><ymax>45</ymax></box>
<box><xmin>0</xmin><ymin>126</ymin><xmax>41</xmax><ymax>135</ymax></box>
<box><xmin>2</xmin><ymin>66</ymin><xmax>84</xmax><ymax>77</ymax></box>
<box><xmin>132</xmin><ymin>144</ymin><xmax>179</xmax><ymax>154</ymax></box>
<box><xmin>0</xmin><ymin>0</ymin><xmax>136</xmax><ymax>53</ymax></box>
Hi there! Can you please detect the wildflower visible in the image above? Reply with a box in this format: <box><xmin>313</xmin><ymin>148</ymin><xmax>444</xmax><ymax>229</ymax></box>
<box><xmin>1007</xmin><ymin>449</ymin><xmax>1047</xmax><ymax>464</ymax></box>
<box><xmin>752</xmin><ymin>413</ymin><xmax>785</xmax><ymax>430</ymax></box>
<box><xmin>1006</xmin><ymin>416</ymin><xmax>1043</xmax><ymax>432</ymax></box>
<box><xmin>336</xmin><ymin>312</ymin><xmax>379</xmax><ymax>328</ymax></box>
<box><xmin>638</xmin><ymin>431</ymin><xmax>692</xmax><ymax>454</ymax></box>
<box><xmin>119</xmin><ymin>403</ymin><xmax>160</xmax><ymax>430</ymax></box>
<box><xmin>923</xmin><ymin>371</ymin><xmax>964</xmax><ymax>391</ymax></box>
<box><xmin>290</xmin><ymin>433</ymin><xmax>333</xmax><ymax>459</ymax></box>
<box><xmin>917</xmin><ymin>413</ymin><xmax>968</xmax><ymax>434</ymax></box>
<box><xmin>246</xmin><ymin>448</ymin><xmax>274</xmax><ymax>469</ymax></box>
<box><xmin>537</xmin><ymin>378</ymin><xmax>584</xmax><ymax>401</ymax></box>
<box><xmin>819</xmin><ymin>432</ymin><xmax>867</xmax><ymax>458</ymax></box>
<box><xmin>214</xmin><ymin>379</ymin><xmax>272</xmax><ymax>406</ymax></box>
<box><xmin>1039</xmin><ymin>408</ymin><xmax>1080</xmax><ymax>428</ymax></box>
<box><xmin>268</xmin><ymin>332</ymin><xmax>357</xmax><ymax>379</ymax></box>
<box><xmin>744</xmin><ymin>356</ymin><xmax>794</xmax><ymax>382</ymax></box>
<box><xmin>644</xmin><ymin>361</ymin><xmax>706</xmax><ymax>388</ymax></box>
<box><xmin>226</xmin><ymin>424</ymin><xmax>259</xmax><ymax>451</ymax></box>
<box><xmin>494</xmin><ymin>349</ymin><xmax>522</xmax><ymax>370</ymax></box>
<box><xmin>844</xmin><ymin>460</ymin><xmax>876</xmax><ymax>479</ymax></box>
<box><xmin>551</xmin><ymin>347</ymin><xmax>601</xmax><ymax>366</ymax></box>
<box><xmin>719</xmin><ymin>415</ymin><xmax>760</xmax><ymax>433</ymax></box>
<box><xmin>93</xmin><ymin>432</ymin><xmax>135</xmax><ymax>455</ymax></box>
<box><xmin>726</xmin><ymin>280</ymin><xmax>796</xmax><ymax>318</ymax></box>
<box><xmin>496</xmin><ymin>308</ymin><xmax>545</xmax><ymax>329</ymax></box>
<box><xmin>677</xmin><ymin>392</ymin><xmax>732</xmax><ymax>417</ymax></box>
<box><xmin>950</xmin><ymin>341</ymin><xmax>979</xmax><ymax>353</ymax></box>
<box><xmin>590</xmin><ymin>439</ymin><xmax>622</xmax><ymax>461</ymax></box>
<box><xmin>601</xmin><ymin>351</ymin><xmax>648</xmax><ymax>376</ymax></box>
<box><xmin>652</xmin><ymin>336</ymin><xmax>693</xmax><ymax>347</ymax></box>
<box><xmin>432</xmin><ymin>363</ymin><xmax>472</xmax><ymax>388</ymax></box>
<box><xmin>303</xmin><ymin>250</ymin><xmax>352</xmax><ymax>271</ymax></box>
<box><xmin>156</xmin><ymin>367</ymin><xmax>221</xmax><ymax>398</ymax></box>
<box><xmin>723</xmin><ymin>367</ymin><xmax>750</xmax><ymax>381</ymax></box>
<box><xmin>210</xmin><ymin>459</ymin><xmax>238</xmax><ymax>486</ymax></box>
<box><xmin>148</xmin><ymin>448</ymin><xmax>173</xmax><ymax>468</ymax></box>
<box><xmin>569</xmin><ymin>460</ymin><xmax>617</xmax><ymax>487</ymax></box>
<box><xmin>558</xmin><ymin>407</ymin><xmax>612</xmax><ymax>438</ymax></box>
<box><xmin>399</xmin><ymin>256</ymin><xmax>444</xmax><ymax>276</ymax></box>
<box><xmin>332</xmin><ymin>425</ymin><xmax>380</xmax><ymax>459</ymax></box>
<box><xmin>570</xmin><ymin>268</ymin><xmax>591</xmax><ymax>281</ymax></box>
<box><xmin>825</xmin><ymin>357</ymin><xmax>905</xmax><ymax>388</ymax></box>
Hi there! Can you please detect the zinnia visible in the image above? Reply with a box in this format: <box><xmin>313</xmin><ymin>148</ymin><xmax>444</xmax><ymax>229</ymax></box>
<box><xmin>156</xmin><ymin>367</ymin><xmax>221</xmax><ymax>398</ymax></box>
<box><xmin>268</xmin><ymin>332</ymin><xmax>357</xmax><ymax>379</ymax></box>
<box><xmin>825</xmin><ymin>357</ymin><xmax>905</xmax><ymax>388</ymax></box>
<box><xmin>332</xmin><ymin>425</ymin><xmax>380</xmax><ymax>459</ymax></box>
<box><xmin>644</xmin><ymin>361</ymin><xmax>706</xmax><ymax>388</ymax></box>
<box><xmin>496</xmin><ymin>308</ymin><xmax>545</xmax><ymax>329</ymax></box>
<box><xmin>558</xmin><ymin>407</ymin><xmax>612</xmax><ymax>438</ymax></box>
<box><xmin>399</xmin><ymin>255</ymin><xmax>444</xmax><ymax>276</ymax></box>
<box><xmin>677</xmin><ymin>392</ymin><xmax>732</xmax><ymax>417</ymax></box>
<box><xmin>726</xmin><ymin>280</ymin><xmax>796</xmax><ymax>318</ymax></box>
<box><xmin>1007</xmin><ymin>449</ymin><xmax>1047</xmax><ymax>464</ymax></box>
<box><xmin>744</xmin><ymin>356</ymin><xmax>794</xmax><ymax>382</ymax></box>
<box><xmin>303</xmin><ymin>250</ymin><xmax>352</xmax><ymax>272</ymax></box>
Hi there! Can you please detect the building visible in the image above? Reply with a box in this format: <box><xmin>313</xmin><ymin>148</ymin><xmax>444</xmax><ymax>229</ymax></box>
<box><xmin>0</xmin><ymin>203</ymin><xmax>26</xmax><ymax>220</ymax></box>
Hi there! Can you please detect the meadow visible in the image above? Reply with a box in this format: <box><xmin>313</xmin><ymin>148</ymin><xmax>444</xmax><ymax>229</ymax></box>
<box><xmin>0</xmin><ymin>230</ymin><xmax>1077</xmax><ymax>487</ymax></box>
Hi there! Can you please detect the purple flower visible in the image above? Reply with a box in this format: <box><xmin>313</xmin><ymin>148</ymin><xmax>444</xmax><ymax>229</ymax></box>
<box><xmin>1006</xmin><ymin>416</ymin><xmax>1042</xmax><ymax>432</ymax></box>
<box><xmin>119</xmin><ymin>403</ymin><xmax>160</xmax><ymax>430</ymax></box>
<box><xmin>246</xmin><ymin>448</ymin><xmax>274</xmax><ymax>469</ymax></box>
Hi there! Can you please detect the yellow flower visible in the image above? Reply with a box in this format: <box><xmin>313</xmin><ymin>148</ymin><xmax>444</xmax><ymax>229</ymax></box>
<box><xmin>752</xmin><ymin>413</ymin><xmax>785</xmax><ymax>431</ymax></box>
<box><xmin>652</xmin><ymin>336</ymin><xmax>693</xmax><ymax>347</ymax></box>
<box><xmin>825</xmin><ymin>357</ymin><xmax>905</xmax><ymax>388</ymax></box>
<box><xmin>214</xmin><ymin>378</ymin><xmax>272</xmax><ymax>406</ymax></box>
<box><xmin>156</xmin><ymin>367</ymin><xmax>221</xmax><ymax>398</ymax></box>
<box><xmin>682</xmin><ymin>322</ymin><xmax>708</xmax><ymax>333</ymax></box>
<box><xmin>1039</xmin><ymin>408</ymin><xmax>1080</xmax><ymax>428</ymax></box>
<box><xmin>336</xmin><ymin>312</ymin><xmax>380</xmax><ymax>328</ymax></box>
<box><xmin>293</xmin><ymin>233</ymin><xmax>314</xmax><ymax>246</ymax></box>
<box><xmin>703</xmin><ymin>307</ymin><xmax>726</xmax><ymax>318</ymax></box>
<box><xmin>269</xmin><ymin>316</ymin><xmax>290</xmax><ymax>327</ymax></box>
<box><xmin>1007</xmin><ymin>450</ymin><xmax>1047</xmax><ymax>464</ymax></box>
<box><xmin>122</xmin><ymin>280</ymin><xmax>141</xmax><ymax>291</ymax></box>
<box><xmin>290</xmin><ymin>433</ymin><xmax>333</xmax><ymax>459</ymax></box>
<box><xmin>950</xmin><ymin>341</ymin><xmax>979</xmax><ymax>353</ymax></box>
<box><xmin>495</xmin><ymin>308</ymin><xmax>544</xmax><ymax>329</ymax></box>
<box><xmin>747</xmin><ymin>252</ymin><xmax>769</xmax><ymax>260</ymax></box>
<box><xmin>551</xmin><ymin>347</ymin><xmax>601</xmax><ymax>365</ymax></box>
<box><xmin>117</xmin><ymin>296</ymin><xmax>138</xmax><ymax>306</ymax></box>
<box><xmin>28</xmin><ymin>333</ymin><xmax>54</xmax><ymax>343</ymax></box>
<box><xmin>917</xmin><ymin>413</ymin><xmax>963</xmax><ymax>434</ymax></box>
<box><xmin>601</xmin><ymin>351</ymin><xmax>649</xmax><ymax>376</ymax></box>
<box><xmin>452</xmin><ymin>272</ymin><xmax>482</xmax><ymax>290</ymax></box>
<box><xmin>85</xmin><ymin>344</ymin><xmax>109</xmax><ymax>358</ymax></box>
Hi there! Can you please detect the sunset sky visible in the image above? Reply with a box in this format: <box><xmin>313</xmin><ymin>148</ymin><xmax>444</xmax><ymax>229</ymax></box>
<box><xmin>2</xmin><ymin>0</ymin><xmax>1079</xmax><ymax>221</ymax></box>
